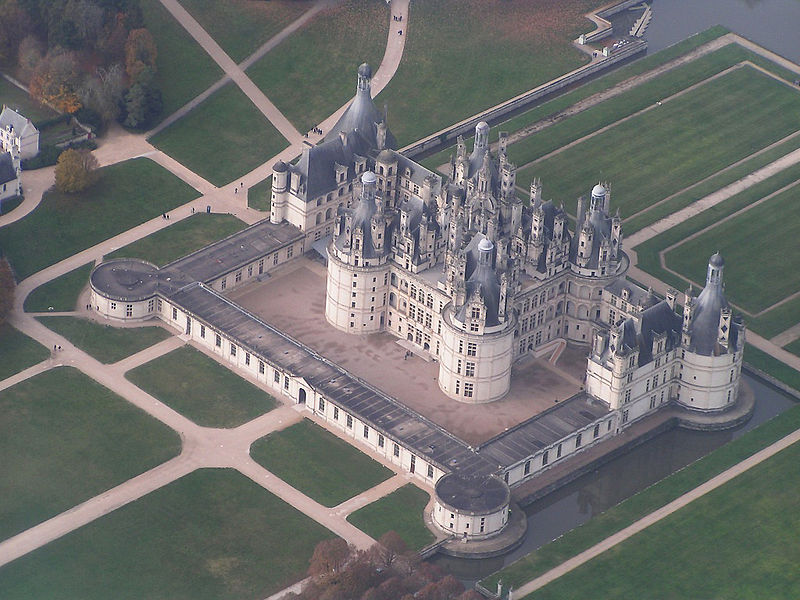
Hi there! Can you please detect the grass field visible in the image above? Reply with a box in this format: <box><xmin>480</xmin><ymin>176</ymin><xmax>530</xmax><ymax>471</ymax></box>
<box><xmin>0</xmin><ymin>323</ymin><xmax>49</xmax><ymax>380</ymax></box>
<box><xmin>149</xmin><ymin>83</ymin><xmax>288</xmax><ymax>186</ymax></box>
<box><xmin>0</xmin><ymin>158</ymin><xmax>199</xmax><ymax>280</ymax></box>
<box><xmin>247</xmin><ymin>176</ymin><xmax>272</xmax><ymax>212</ymax></box>
<box><xmin>105</xmin><ymin>214</ymin><xmax>246</xmax><ymax>266</ymax></box>
<box><xmin>246</xmin><ymin>0</ymin><xmax>388</xmax><ymax>133</ymax></box>
<box><xmin>515</xmin><ymin>65</ymin><xmax>800</xmax><ymax>219</ymax></box>
<box><xmin>250</xmin><ymin>419</ymin><xmax>393</xmax><ymax>507</ymax></box>
<box><xmin>745</xmin><ymin>345</ymin><xmax>800</xmax><ymax>392</ymax></box>
<box><xmin>0</xmin><ymin>469</ymin><xmax>335</xmax><ymax>600</ymax></box>
<box><xmin>375</xmin><ymin>0</ymin><xmax>599</xmax><ymax>146</ymax></box>
<box><xmin>140</xmin><ymin>0</ymin><xmax>224</xmax><ymax>118</ymax></box>
<box><xmin>664</xmin><ymin>181</ymin><xmax>800</xmax><ymax>314</ymax></box>
<box><xmin>784</xmin><ymin>338</ymin><xmax>800</xmax><ymax>359</ymax></box>
<box><xmin>126</xmin><ymin>346</ymin><xmax>277</xmax><ymax>428</ymax></box>
<box><xmin>23</xmin><ymin>262</ymin><xmax>94</xmax><ymax>313</ymax></box>
<box><xmin>180</xmin><ymin>0</ymin><xmax>312</xmax><ymax>63</ymax></box>
<box><xmin>36</xmin><ymin>316</ymin><xmax>171</xmax><ymax>364</ymax></box>
<box><xmin>347</xmin><ymin>484</ymin><xmax>434</xmax><ymax>550</ymax></box>
<box><xmin>483</xmin><ymin>401</ymin><xmax>800</xmax><ymax>593</ymax></box>
<box><xmin>750</xmin><ymin>297</ymin><xmax>800</xmax><ymax>340</ymax></box>
<box><xmin>418</xmin><ymin>26</ymin><xmax>731</xmax><ymax>172</ymax></box>
<box><xmin>524</xmin><ymin>431</ymin><xmax>800</xmax><ymax>599</ymax></box>
<box><xmin>0</xmin><ymin>77</ymin><xmax>58</xmax><ymax>123</ymax></box>
<box><xmin>0</xmin><ymin>367</ymin><xmax>180</xmax><ymax>542</ymax></box>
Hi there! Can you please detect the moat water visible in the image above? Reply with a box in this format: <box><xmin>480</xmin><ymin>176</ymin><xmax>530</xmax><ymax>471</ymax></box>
<box><xmin>434</xmin><ymin>373</ymin><xmax>797</xmax><ymax>583</ymax></box>
<box><xmin>644</xmin><ymin>0</ymin><xmax>800</xmax><ymax>63</ymax></box>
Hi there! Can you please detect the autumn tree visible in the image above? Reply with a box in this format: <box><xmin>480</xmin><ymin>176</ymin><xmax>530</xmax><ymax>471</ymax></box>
<box><xmin>124</xmin><ymin>27</ymin><xmax>156</xmax><ymax>81</ymax></box>
<box><xmin>308</xmin><ymin>538</ymin><xmax>352</xmax><ymax>578</ymax></box>
<box><xmin>0</xmin><ymin>0</ymin><xmax>32</xmax><ymax>66</ymax></box>
<box><xmin>373</xmin><ymin>530</ymin><xmax>408</xmax><ymax>569</ymax></box>
<box><xmin>54</xmin><ymin>148</ymin><xmax>99</xmax><ymax>193</ymax></box>
<box><xmin>0</xmin><ymin>257</ymin><xmax>14</xmax><ymax>325</ymax></box>
<box><xmin>29</xmin><ymin>50</ymin><xmax>83</xmax><ymax>113</ymax></box>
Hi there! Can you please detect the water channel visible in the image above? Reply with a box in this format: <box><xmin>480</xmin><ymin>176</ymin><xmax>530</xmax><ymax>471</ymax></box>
<box><xmin>434</xmin><ymin>373</ymin><xmax>797</xmax><ymax>582</ymax></box>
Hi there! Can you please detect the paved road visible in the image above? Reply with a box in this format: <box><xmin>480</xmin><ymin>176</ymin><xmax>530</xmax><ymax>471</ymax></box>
<box><xmin>513</xmin><ymin>426</ymin><xmax>800</xmax><ymax>598</ymax></box>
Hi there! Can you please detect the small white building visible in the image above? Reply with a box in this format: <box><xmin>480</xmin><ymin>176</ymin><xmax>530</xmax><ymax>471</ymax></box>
<box><xmin>0</xmin><ymin>151</ymin><xmax>21</xmax><ymax>203</ymax></box>
<box><xmin>0</xmin><ymin>106</ymin><xmax>39</xmax><ymax>160</ymax></box>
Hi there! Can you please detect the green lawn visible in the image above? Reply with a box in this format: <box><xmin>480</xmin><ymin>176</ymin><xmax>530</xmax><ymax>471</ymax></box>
<box><xmin>149</xmin><ymin>83</ymin><xmax>288</xmax><ymax>186</ymax></box>
<box><xmin>483</xmin><ymin>401</ymin><xmax>800</xmax><ymax>593</ymax></box>
<box><xmin>141</xmin><ymin>0</ymin><xmax>224</xmax><ymax>118</ymax></box>
<box><xmin>375</xmin><ymin>0</ymin><xmax>600</xmax><ymax>146</ymax></box>
<box><xmin>0</xmin><ymin>322</ymin><xmax>50</xmax><ymax>380</ymax></box>
<box><xmin>347</xmin><ymin>484</ymin><xmax>434</xmax><ymax>550</ymax></box>
<box><xmin>418</xmin><ymin>26</ymin><xmax>731</xmax><ymax>172</ymax></box>
<box><xmin>247</xmin><ymin>176</ymin><xmax>272</xmax><ymax>212</ymax></box>
<box><xmin>250</xmin><ymin>419</ymin><xmax>393</xmax><ymax>507</ymax></box>
<box><xmin>525</xmin><ymin>433</ymin><xmax>800</xmax><ymax>599</ymax></box>
<box><xmin>36</xmin><ymin>316</ymin><xmax>171</xmax><ymax>364</ymax></box>
<box><xmin>0</xmin><ymin>158</ymin><xmax>200</xmax><ymax>280</ymax></box>
<box><xmin>126</xmin><ymin>346</ymin><xmax>277</xmax><ymax>428</ymax></box>
<box><xmin>665</xmin><ymin>181</ymin><xmax>800</xmax><ymax>313</ymax></box>
<box><xmin>784</xmin><ymin>338</ymin><xmax>800</xmax><ymax>359</ymax></box>
<box><xmin>105</xmin><ymin>214</ymin><xmax>246</xmax><ymax>266</ymax></box>
<box><xmin>246</xmin><ymin>0</ymin><xmax>388</xmax><ymax>133</ymax></box>
<box><xmin>745</xmin><ymin>345</ymin><xmax>800</xmax><ymax>391</ymax></box>
<box><xmin>0</xmin><ymin>469</ymin><xmax>335</xmax><ymax>600</ymax></box>
<box><xmin>634</xmin><ymin>161</ymin><xmax>800</xmax><ymax>327</ymax></box>
<box><xmin>515</xmin><ymin>66</ymin><xmax>800</xmax><ymax>219</ymax></box>
<box><xmin>180</xmin><ymin>0</ymin><xmax>313</xmax><ymax>63</ymax></box>
<box><xmin>0</xmin><ymin>367</ymin><xmax>180</xmax><ymax>542</ymax></box>
<box><xmin>0</xmin><ymin>76</ymin><xmax>58</xmax><ymax>123</ymax></box>
<box><xmin>23</xmin><ymin>262</ymin><xmax>94</xmax><ymax>312</ymax></box>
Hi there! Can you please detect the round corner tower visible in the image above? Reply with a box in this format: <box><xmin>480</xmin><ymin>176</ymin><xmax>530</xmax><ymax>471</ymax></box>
<box><xmin>325</xmin><ymin>171</ymin><xmax>391</xmax><ymax>333</ymax></box>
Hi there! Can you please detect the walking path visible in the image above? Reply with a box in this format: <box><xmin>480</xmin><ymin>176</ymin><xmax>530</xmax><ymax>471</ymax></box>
<box><xmin>512</xmin><ymin>426</ymin><xmax>800</xmax><ymax>598</ymax></box>
<box><xmin>157</xmin><ymin>0</ymin><xmax>303</xmax><ymax>145</ymax></box>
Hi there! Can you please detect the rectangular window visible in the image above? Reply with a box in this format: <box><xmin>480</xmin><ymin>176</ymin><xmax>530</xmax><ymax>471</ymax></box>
<box><xmin>470</xmin><ymin>322</ymin><xmax>479</xmax><ymax>332</ymax></box>
<box><xmin>594</xmin><ymin>424</ymin><xmax>600</xmax><ymax>438</ymax></box>
<box><xmin>248</xmin><ymin>265</ymin><xmax>253</xmax><ymax>277</ymax></box>
<box><xmin>156</xmin><ymin>299</ymin><xmax>162</xmax><ymax>312</ymax></box>
<box><xmin>427</xmin><ymin>464</ymin><xmax>434</xmax><ymax>478</ymax></box>
<box><xmin>624</xmin><ymin>389</ymin><xmax>632</xmax><ymax>403</ymax></box>
<box><xmin>230</xmin><ymin>344</ymin><xmax>237</xmax><ymax>357</ymax></box>
<box><xmin>258</xmin><ymin>360</ymin><xmax>265</xmax><ymax>374</ymax></box>
<box><xmin>410</xmin><ymin>455</ymin><xmax>416</xmax><ymax>474</ymax></box>
<box><xmin>172</xmin><ymin>307</ymin><xmax>177</xmax><ymax>320</ymax></box>
<box><xmin>650</xmin><ymin>395</ymin><xmax>657</xmax><ymax>409</ymax></box>
<box><xmin>319</xmin><ymin>397</ymin><xmax>325</xmax><ymax>412</ymax></box>
<box><xmin>622</xmin><ymin>409</ymin><xmax>629</xmax><ymax>423</ymax></box>
<box><xmin>273</xmin><ymin>253</ymin><xmax>279</xmax><ymax>265</ymax></box>
<box><xmin>463</xmin><ymin>382</ymin><xmax>474</xmax><ymax>397</ymax></box>
<box><xmin>215</xmin><ymin>333</ymin><xmax>222</xmax><ymax>348</ymax></box>
<box><xmin>458</xmin><ymin>340</ymin><xmax>463</xmax><ymax>354</ymax></box>
<box><xmin>346</xmin><ymin>414</ymin><xmax>353</xmax><ymax>428</ymax></box>
<box><xmin>542</xmin><ymin>450</ymin><xmax>549</xmax><ymax>466</ymax></box>
<box><xmin>363</xmin><ymin>425</ymin><xmax>369</xmax><ymax>438</ymax></box>
<box><xmin>221</xmin><ymin>278</ymin><xmax>226</xmax><ymax>290</ymax></box>
<box><xmin>467</xmin><ymin>343</ymin><xmax>477</xmax><ymax>357</ymax></box>
<box><xmin>457</xmin><ymin>359</ymin><xmax>462</xmax><ymax>375</ymax></box>
<box><xmin>126</xmin><ymin>304</ymin><xmax>133</xmax><ymax>317</ymax></box>
<box><xmin>284</xmin><ymin>376</ymin><xmax>289</xmax><ymax>389</ymax></box>
<box><xmin>200</xmin><ymin>324</ymin><xmax>206</xmax><ymax>338</ymax></box>
<box><xmin>393</xmin><ymin>443</ymin><xmax>400</xmax><ymax>457</ymax></box>
<box><xmin>455</xmin><ymin>380</ymin><xmax>460</xmax><ymax>395</ymax></box>
<box><xmin>245</xmin><ymin>352</ymin><xmax>250</xmax><ymax>366</ymax></box>
<box><xmin>287</xmin><ymin>246</ymin><xmax>293</xmax><ymax>258</ymax></box>
<box><xmin>258</xmin><ymin>259</ymin><xmax>264</xmax><ymax>274</ymax></box>
<box><xmin>576</xmin><ymin>433</ymin><xmax>582</xmax><ymax>448</ymax></box>
<box><xmin>465</xmin><ymin>362</ymin><xmax>475</xmax><ymax>377</ymax></box>
<box><xmin>557</xmin><ymin>443</ymin><xmax>562</xmax><ymax>458</ymax></box>
<box><xmin>274</xmin><ymin>370</ymin><xmax>281</xmax><ymax>383</ymax></box>
<box><xmin>147</xmin><ymin>299</ymin><xmax>154</xmax><ymax>313</ymax></box>
<box><xmin>235</xmin><ymin>271</ymin><xmax>242</xmax><ymax>283</ymax></box>
<box><xmin>524</xmin><ymin>460</ymin><xmax>530</xmax><ymax>475</ymax></box>
<box><xmin>378</xmin><ymin>434</ymin><xmax>384</xmax><ymax>448</ymax></box>
<box><xmin>333</xmin><ymin>406</ymin><xmax>339</xmax><ymax>420</ymax></box>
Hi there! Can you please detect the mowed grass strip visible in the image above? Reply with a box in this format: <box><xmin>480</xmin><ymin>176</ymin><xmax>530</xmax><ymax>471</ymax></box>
<box><xmin>376</xmin><ymin>0</ymin><xmax>598</xmax><ymax>146</ymax></box>
<box><xmin>0</xmin><ymin>77</ymin><xmax>58</xmax><ymax>123</ymax></box>
<box><xmin>0</xmin><ymin>367</ymin><xmax>181</xmax><ymax>542</ymax></box>
<box><xmin>0</xmin><ymin>158</ymin><xmax>200</xmax><ymax>280</ymax></box>
<box><xmin>24</xmin><ymin>262</ymin><xmax>94</xmax><ymax>313</ymax></box>
<box><xmin>745</xmin><ymin>345</ymin><xmax>800</xmax><ymax>391</ymax></box>
<box><xmin>36</xmin><ymin>316</ymin><xmax>171</xmax><ymax>364</ymax></box>
<box><xmin>523</xmin><ymin>432</ymin><xmax>800</xmax><ymax>600</ymax></box>
<box><xmin>247</xmin><ymin>176</ymin><xmax>272</xmax><ymax>212</ymax></box>
<box><xmin>482</xmin><ymin>401</ymin><xmax>800</xmax><ymax>593</ymax></box>
<box><xmin>0</xmin><ymin>323</ymin><xmax>50</xmax><ymax>380</ymax></box>
<box><xmin>347</xmin><ymin>484</ymin><xmax>434</xmax><ymax>550</ymax></box>
<box><xmin>105</xmin><ymin>214</ymin><xmax>247</xmax><ymax>266</ymax></box>
<box><xmin>751</xmin><ymin>296</ymin><xmax>800</xmax><ymax>339</ymax></box>
<box><xmin>126</xmin><ymin>346</ymin><xmax>277</xmax><ymax>428</ymax></box>
<box><xmin>251</xmin><ymin>419</ymin><xmax>393</xmax><ymax>507</ymax></box>
<box><xmin>246</xmin><ymin>0</ymin><xmax>388</xmax><ymax>134</ymax></box>
<box><xmin>664</xmin><ymin>181</ymin><xmax>800</xmax><ymax>313</ymax></box>
<box><xmin>140</xmin><ymin>0</ymin><xmax>224</xmax><ymax>118</ymax></box>
<box><xmin>150</xmin><ymin>83</ymin><xmax>288</xmax><ymax>187</ymax></box>
<box><xmin>516</xmin><ymin>66</ymin><xmax>800</xmax><ymax>219</ymax></box>
<box><xmin>0</xmin><ymin>469</ymin><xmax>335</xmax><ymax>600</ymax></box>
<box><xmin>180</xmin><ymin>0</ymin><xmax>313</xmax><ymax>63</ymax></box>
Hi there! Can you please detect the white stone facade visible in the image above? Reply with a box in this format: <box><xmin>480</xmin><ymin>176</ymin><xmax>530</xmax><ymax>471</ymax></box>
<box><xmin>0</xmin><ymin>107</ymin><xmax>39</xmax><ymax>159</ymax></box>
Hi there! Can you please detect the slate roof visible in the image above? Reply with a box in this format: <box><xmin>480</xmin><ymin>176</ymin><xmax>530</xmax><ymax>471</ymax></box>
<box><xmin>0</xmin><ymin>151</ymin><xmax>16</xmax><ymax>185</ymax></box>
<box><xmin>0</xmin><ymin>106</ymin><xmax>37</xmax><ymax>137</ymax></box>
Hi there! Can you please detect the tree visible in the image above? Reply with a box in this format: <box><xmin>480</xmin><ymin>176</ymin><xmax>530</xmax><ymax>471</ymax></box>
<box><xmin>373</xmin><ymin>530</ymin><xmax>408</xmax><ymax>569</ymax></box>
<box><xmin>0</xmin><ymin>0</ymin><xmax>32</xmax><ymax>66</ymax></box>
<box><xmin>29</xmin><ymin>50</ymin><xmax>83</xmax><ymax>112</ymax></box>
<box><xmin>79</xmin><ymin>62</ymin><xmax>124</xmax><ymax>124</ymax></box>
<box><xmin>456</xmin><ymin>590</ymin><xmax>485</xmax><ymax>600</ymax></box>
<box><xmin>17</xmin><ymin>33</ymin><xmax>43</xmax><ymax>78</ymax></box>
<box><xmin>0</xmin><ymin>257</ymin><xmax>14</xmax><ymax>325</ymax></box>
<box><xmin>124</xmin><ymin>27</ymin><xmax>156</xmax><ymax>81</ymax></box>
<box><xmin>308</xmin><ymin>538</ymin><xmax>352</xmax><ymax>578</ymax></box>
<box><xmin>54</xmin><ymin>148</ymin><xmax>99</xmax><ymax>193</ymax></box>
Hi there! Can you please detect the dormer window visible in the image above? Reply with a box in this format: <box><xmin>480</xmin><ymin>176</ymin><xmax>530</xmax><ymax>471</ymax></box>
<box><xmin>471</xmin><ymin>307</ymin><xmax>480</xmax><ymax>319</ymax></box>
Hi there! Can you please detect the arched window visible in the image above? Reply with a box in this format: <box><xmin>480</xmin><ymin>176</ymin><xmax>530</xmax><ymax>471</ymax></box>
<box><xmin>389</xmin><ymin>292</ymin><xmax>397</xmax><ymax>308</ymax></box>
<box><xmin>325</xmin><ymin>208</ymin><xmax>332</xmax><ymax>219</ymax></box>
<box><xmin>315</xmin><ymin>213</ymin><xmax>322</xmax><ymax>225</ymax></box>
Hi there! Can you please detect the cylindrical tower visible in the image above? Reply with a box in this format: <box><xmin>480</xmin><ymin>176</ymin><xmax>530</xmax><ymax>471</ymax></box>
<box><xmin>270</xmin><ymin>160</ymin><xmax>288</xmax><ymax>224</ymax></box>
<box><xmin>432</xmin><ymin>474</ymin><xmax>510</xmax><ymax>539</ymax></box>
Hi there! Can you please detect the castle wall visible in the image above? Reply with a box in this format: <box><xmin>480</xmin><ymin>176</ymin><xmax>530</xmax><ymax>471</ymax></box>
<box><xmin>678</xmin><ymin>349</ymin><xmax>742</xmax><ymax>411</ymax></box>
<box><xmin>325</xmin><ymin>251</ymin><xmax>390</xmax><ymax>333</ymax></box>
<box><xmin>432</xmin><ymin>500</ymin><xmax>507</xmax><ymax>539</ymax></box>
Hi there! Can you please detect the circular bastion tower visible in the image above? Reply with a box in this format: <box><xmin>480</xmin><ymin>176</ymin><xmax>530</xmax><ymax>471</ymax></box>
<box><xmin>432</xmin><ymin>473</ymin><xmax>511</xmax><ymax>540</ymax></box>
<box><xmin>326</xmin><ymin>171</ymin><xmax>391</xmax><ymax>333</ymax></box>
<box><xmin>438</xmin><ymin>238</ymin><xmax>516</xmax><ymax>403</ymax></box>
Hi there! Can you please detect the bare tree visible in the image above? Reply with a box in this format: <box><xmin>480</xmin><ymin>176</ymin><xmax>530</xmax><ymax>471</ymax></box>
<box><xmin>307</xmin><ymin>538</ymin><xmax>352</xmax><ymax>578</ymax></box>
